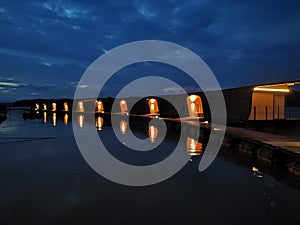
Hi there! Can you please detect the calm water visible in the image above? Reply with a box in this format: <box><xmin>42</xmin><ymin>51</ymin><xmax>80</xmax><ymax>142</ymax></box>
<box><xmin>0</xmin><ymin>110</ymin><xmax>299</xmax><ymax>225</ymax></box>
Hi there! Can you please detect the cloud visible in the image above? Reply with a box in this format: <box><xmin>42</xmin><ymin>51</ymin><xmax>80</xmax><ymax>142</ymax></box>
<box><xmin>0</xmin><ymin>0</ymin><xmax>299</xmax><ymax>101</ymax></box>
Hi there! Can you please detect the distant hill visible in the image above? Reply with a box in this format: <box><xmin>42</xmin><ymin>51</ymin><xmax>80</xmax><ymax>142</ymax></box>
<box><xmin>286</xmin><ymin>90</ymin><xmax>300</xmax><ymax>107</ymax></box>
<box><xmin>0</xmin><ymin>104</ymin><xmax>7</xmax><ymax>124</ymax></box>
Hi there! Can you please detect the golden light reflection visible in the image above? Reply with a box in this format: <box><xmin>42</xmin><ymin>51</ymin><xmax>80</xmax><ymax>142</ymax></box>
<box><xmin>120</xmin><ymin>120</ymin><xmax>128</xmax><ymax>135</ymax></box>
<box><xmin>64</xmin><ymin>114</ymin><xmax>68</xmax><ymax>125</ymax></box>
<box><xmin>43</xmin><ymin>112</ymin><xmax>47</xmax><ymax>124</ymax></box>
<box><xmin>52</xmin><ymin>113</ymin><xmax>57</xmax><ymax>127</ymax></box>
<box><xmin>64</xmin><ymin>102</ymin><xmax>69</xmax><ymax>111</ymax></box>
<box><xmin>43</xmin><ymin>103</ymin><xmax>47</xmax><ymax>111</ymax></box>
<box><xmin>186</xmin><ymin>137</ymin><xmax>202</xmax><ymax>157</ymax></box>
<box><xmin>77</xmin><ymin>101</ymin><xmax>84</xmax><ymax>112</ymax></box>
<box><xmin>252</xmin><ymin>166</ymin><xmax>263</xmax><ymax>178</ymax></box>
<box><xmin>52</xmin><ymin>103</ymin><xmax>57</xmax><ymax>111</ymax></box>
<box><xmin>96</xmin><ymin>100</ymin><xmax>104</xmax><ymax>113</ymax></box>
<box><xmin>78</xmin><ymin>114</ymin><xmax>84</xmax><ymax>128</ymax></box>
<box><xmin>96</xmin><ymin>116</ymin><xmax>103</xmax><ymax>130</ymax></box>
<box><xmin>148</xmin><ymin>125</ymin><xmax>158</xmax><ymax>143</ymax></box>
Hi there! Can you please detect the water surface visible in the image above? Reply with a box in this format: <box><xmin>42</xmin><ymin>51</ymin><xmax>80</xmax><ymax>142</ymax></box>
<box><xmin>0</xmin><ymin>110</ymin><xmax>299</xmax><ymax>225</ymax></box>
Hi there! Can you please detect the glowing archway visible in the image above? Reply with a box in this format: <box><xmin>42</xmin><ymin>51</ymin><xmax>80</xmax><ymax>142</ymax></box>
<box><xmin>77</xmin><ymin>101</ymin><xmax>84</xmax><ymax>112</ymax></box>
<box><xmin>96</xmin><ymin>100</ymin><xmax>104</xmax><ymax>113</ymax></box>
<box><xmin>52</xmin><ymin>103</ymin><xmax>57</xmax><ymax>112</ymax></box>
<box><xmin>148</xmin><ymin>98</ymin><xmax>159</xmax><ymax>115</ymax></box>
<box><xmin>120</xmin><ymin>100</ymin><xmax>128</xmax><ymax>114</ymax></box>
<box><xmin>64</xmin><ymin>102</ymin><xmax>69</xmax><ymax>111</ymax></box>
<box><xmin>186</xmin><ymin>95</ymin><xmax>204</xmax><ymax>118</ymax></box>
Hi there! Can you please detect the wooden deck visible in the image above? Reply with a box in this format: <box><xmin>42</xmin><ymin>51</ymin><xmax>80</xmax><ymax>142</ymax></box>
<box><xmin>129</xmin><ymin>114</ymin><xmax>300</xmax><ymax>157</ymax></box>
<box><xmin>225</xmin><ymin>126</ymin><xmax>300</xmax><ymax>156</ymax></box>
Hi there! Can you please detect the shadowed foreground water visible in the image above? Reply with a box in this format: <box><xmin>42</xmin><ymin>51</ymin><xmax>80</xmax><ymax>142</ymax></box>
<box><xmin>0</xmin><ymin>110</ymin><xmax>299</xmax><ymax>225</ymax></box>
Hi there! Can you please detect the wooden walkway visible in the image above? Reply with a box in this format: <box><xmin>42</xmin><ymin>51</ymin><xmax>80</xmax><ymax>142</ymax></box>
<box><xmin>130</xmin><ymin>114</ymin><xmax>300</xmax><ymax>157</ymax></box>
<box><xmin>225</xmin><ymin>126</ymin><xmax>300</xmax><ymax>156</ymax></box>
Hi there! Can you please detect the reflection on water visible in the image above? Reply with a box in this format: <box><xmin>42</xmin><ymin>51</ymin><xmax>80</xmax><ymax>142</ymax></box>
<box><xmin>64</xmin><ymin>114</ymin><xmax>68</xmax><ymax>125</ymax></box>
<box><xmin>43</xmin><ymin>112</ymin><xmax>47</xmax><ymax>124</ymax></box>
<box><xmin>120</xmin><ymin>120</ymin><xmax>128</xmax><ymax>135</ymax></box>
<box><xmin>252</xmin><ymin>166</ymin><xmax>263</xmax><ymax>178</ymax></box>
<box><xmin>96</xmin><ymin>116</ymin><xmax>103</xmax><ymax>131</ymax></box>
<box><xmin>148</xmin><ymin>125</ymin><xmax>158</xmax><ymax>143</ymax></box>
<box><xmin>78</xmin><ymin>114</ymin><xmax>84</xmax><ymax>128</ymax></box>
<box><xmin>186</xmin><ymin>137</ymin><xmax>202</xmax><ymax>157</ymax></box>
<box><xmin>0</xmin><ymin>110</ymin><xmax>299</xmax><ymax>225</ymax></box>
<box><xmin>52</xmin><ymin>113</ymin><xmax>57</xmax><ymax>127</ymax></box>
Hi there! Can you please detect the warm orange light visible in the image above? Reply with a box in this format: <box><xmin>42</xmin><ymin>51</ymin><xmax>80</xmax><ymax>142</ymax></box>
<box><xmin>119</xmin><ymin>100</ymin><xmax>128</xmax><ymax>113</ymax></box>
<box><xmin>148</xmin><ymin>125</ymin><xmax>158</xmax><ymax>143</ymax></box>
<box><xmin>78</xmin><ymin>101</ymin><xmax>84</xmax><ymax>112</ymax></box>
<box><xmin>96</xmin><ymin>100</ymin><xmax>104</xmax><ymax>113</ymax></box>
<box><xmin>43</xmin><ymin>112</ymin><xmax>47</xmax><ymax>124</ymax></box>
<box><xmin>35</xmin><ymin>103</ymin><xmax>39</xmax><ymax>111</ymax></box>
<box><xmin>253</xmin><ymin>87</ymin><xmax>290</xmax><ymax>93</ymax></box>
<box><xmin>96</xmin><ymin>116</ymin><xmax>103</xmax><ymax>130</ymax></box>
<box><xmin>64</xmin><ymin>114</ymin><xmax>68</xmax><ymax>125</ymax></box>
<box><xmin>64</xmin><ymin>102</ymin><xmax>69</xmax><ymax>111</ymax></box>
<box><xmin>148</xmin><ymin>98</ymin><xmax>159</xmax><ymax>115</ymax></box>
<box><xmin>186</xmin><ymin>137</ymin><xmax>202</xmax><ymax>156</ymax></box>
<box><xmin>52</xmin><ymin>113</ymin><xmax>57</xmax><ymax>126</ymax></box>
<box><xmin>150</xmin><ymin>99</ymin><xmax>156</xmax><ymax>104</ymax></box>
<box><xmin>120</xmin><ymin>120</ymin><xmax>128</xmax><ymax>135</ymax></box>
<box><xmin>189</xmin><ymin>95</ymin><xmax>197</xmax><ymax>103</ymax></box>
<box><xmin>78</xmin><ymin>114</ymin><xmax>84</xmax><ymax>128</ymax></box>
<box><xmin>52</xmin><ymin>103</ymin><xmax>56</xmax><ymax>111</ymax></box>
<box><xmin>43</xmin><ymin>103</ymin><xmax>47</xmax><ymax>111</ymax></box>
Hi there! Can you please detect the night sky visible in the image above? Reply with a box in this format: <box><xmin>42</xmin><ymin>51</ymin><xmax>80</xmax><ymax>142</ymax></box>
<box><xmin>0</xmin><ymin>0</ymin><xmax>300</xmax><ymax>102</ymax></box>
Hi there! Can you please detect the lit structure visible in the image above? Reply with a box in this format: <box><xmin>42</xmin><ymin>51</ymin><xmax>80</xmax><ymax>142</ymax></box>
<box><xmin>52</xmin><ymin>103</ymin><xmax>56</xmax><ymax>111</ymax></box>
<box><xmin>120</xmin><ymin>100</ymin><xmax>128</xmax><ymax>114</ymax></box>
<box><xmin>96</xmin><ymin>116</ymin><xmax>103</xmax><ymax>130</ymax></box>
<box><xmin>96</xmin><ymin>100</ymin><xmax>104</xmax><ymax>113</ymax></box>
<box><xmin>43</xmin><ymin>103</ymin><xmax>47</xmax><ymax>111</ymax></box>
<box><xmin>64</xmin><ymin>102</ymin><xmax>69</xmax><ymax>111</ymax></box>
<box><xmin>35</xmin><ymin>103</ymin><xmax>39</xmax><ymax>112</ymax></box>
<box><xmin>186</xmin><ymin>95</ymin><xmax>204</xmax><ymax>118</ymax></box>
<box><xmin>77</xmin><ymin>101</ymin><xmax>84</xmax><ymax>112</ymax></box>
<box><xmin>249</xmin><ymin>83</ymin><xmax>294</xmax><ymax>120</ymax></box>
<box><xmin>186</xmin><ymin>137</ymin><xmax>202</xmax><ymax>156</ymax></box>
<box><xmin>148</xmin><ymin>98</ymin><xmax>159</xmax><ymax>115</ymax></box>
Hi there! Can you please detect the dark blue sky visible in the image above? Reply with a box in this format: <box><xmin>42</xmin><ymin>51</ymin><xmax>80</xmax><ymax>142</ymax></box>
<box><xmin>0</xmin><ymin>0</ymin><xmax>300</xmax><ymax>101</ymax></box>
